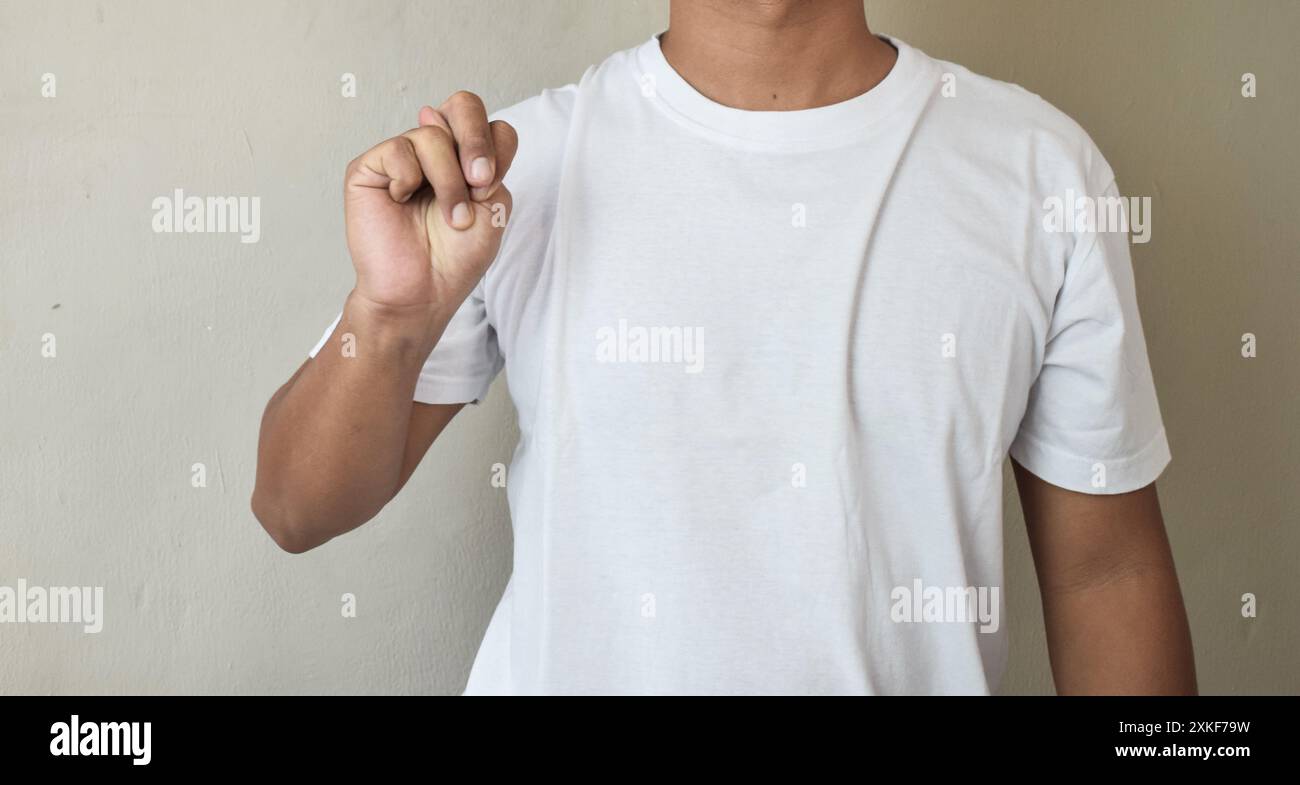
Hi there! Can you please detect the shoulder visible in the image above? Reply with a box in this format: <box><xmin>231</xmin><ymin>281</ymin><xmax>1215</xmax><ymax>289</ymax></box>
<box><xmin>490</xmin><ymin>83</ymin><xmax>579</xmax><ymax>189</ymax></box>
<box><xmin>491</xmin><ymin>83</ymin><xmax>579</xmax><ymax>138</ymax></box>
<box><xmin>910</xmin><ymin>42</ymin><xmax>1116</xmax><ymax>193</ymax></box>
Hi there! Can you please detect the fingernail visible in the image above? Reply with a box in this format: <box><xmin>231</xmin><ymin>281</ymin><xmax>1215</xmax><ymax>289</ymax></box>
<box><xmin>451</xmin><ymin>201</ymin><xmax>472</xmax><ymax>229</ymax></box>
<box><xmin>470</xmin><ymin>156</ymin><xmax>493</xmax><ymax>185</ymax></box>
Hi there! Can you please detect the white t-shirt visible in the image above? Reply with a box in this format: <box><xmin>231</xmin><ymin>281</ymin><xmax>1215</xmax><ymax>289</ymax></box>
<box><xmin>310</xmin><ymin>35</ymin><xmax>1170</xmax><ymax>695</ymax></box>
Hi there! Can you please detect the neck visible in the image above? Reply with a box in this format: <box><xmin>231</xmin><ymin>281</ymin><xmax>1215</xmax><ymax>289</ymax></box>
<box><xmin>660</xmin><ymin>0</ymin><xmax>897</xmax><ymax>112</ymax></box>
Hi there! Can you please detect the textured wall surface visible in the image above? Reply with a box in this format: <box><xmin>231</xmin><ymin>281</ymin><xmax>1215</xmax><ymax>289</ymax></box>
<box><xmin>1</xmin><ymin>0</ymin><xmax>1295</xmax><ymax>694</ymax></box>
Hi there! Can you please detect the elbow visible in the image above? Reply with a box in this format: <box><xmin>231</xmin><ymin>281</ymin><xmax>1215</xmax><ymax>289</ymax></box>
<box><xmin>250</xmin><ymin>488</ymin><xmax>319</xmax><ymax>554</ymax></box>
<box><xmin>268</xmin><ymin>525</ymin><xmax>315</xmax><ymax>555</ymax></box>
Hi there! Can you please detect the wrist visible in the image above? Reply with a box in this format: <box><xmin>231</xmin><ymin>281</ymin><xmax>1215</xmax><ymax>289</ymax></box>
<box><xmin>343</xmin><ymin>290</ymin><xmax>450</xmax><ymax>359</ymax></box>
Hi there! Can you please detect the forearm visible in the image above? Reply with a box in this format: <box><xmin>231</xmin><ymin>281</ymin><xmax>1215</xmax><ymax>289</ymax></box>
<box><xmin>252</xmin><ymin>291</ymin><xmax>447</xmax><ymax>551</ymax></box>
<box><xmin>1041</xmin><ymin>563</ymin><xmax>1197</xmax><ymax>695</ymax></box>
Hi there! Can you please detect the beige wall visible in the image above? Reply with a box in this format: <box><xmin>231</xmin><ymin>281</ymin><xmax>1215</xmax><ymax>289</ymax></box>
<box><xmin>0</xmin><ymin>0</ymin><xmax>1294</xmax><ymax>694</ymax></box>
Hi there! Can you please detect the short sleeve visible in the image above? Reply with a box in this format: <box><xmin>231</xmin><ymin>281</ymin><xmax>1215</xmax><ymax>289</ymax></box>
<box><xmin>415</xmin><ymin>282</ymin><xmax>504</xmax><ymax>403</ymax></box>
<box><xmin>306</xmin><ymin>282</ymin><xmax>504</xmax><ymax>405</ymax></box>
<box><xmin>1010</xmin><ymin>180</ymin><xmax>1171</xmax><ymax>494</ymax></box>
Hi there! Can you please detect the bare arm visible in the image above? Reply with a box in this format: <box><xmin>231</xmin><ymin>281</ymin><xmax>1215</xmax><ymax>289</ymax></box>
<box><xmin>251</xmin><ymin>93</ymin><xmax>516</xmax><ymax>553</ymax></box>
<box><xmin>1012</xmin><ymin>460</ymin><xmax>1197</xmax><ymax>695</ymax></box>
<box><xmin>251</xmin><ymin>294</ymin><xmax>463</xmax><ymax>553</ymax></box>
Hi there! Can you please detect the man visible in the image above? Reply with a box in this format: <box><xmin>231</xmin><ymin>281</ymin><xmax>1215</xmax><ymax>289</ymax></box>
<box><xmin>252</xmin><ymin>0</ymin><xmax>1196</xmax><ymax>695</ymax></box>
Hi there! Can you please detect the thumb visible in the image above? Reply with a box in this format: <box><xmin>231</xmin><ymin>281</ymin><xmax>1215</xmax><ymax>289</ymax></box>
<box><xmin>418</xmin><ymin>105</ymin><xmax>439</xmax><ymax>127</ymax></box>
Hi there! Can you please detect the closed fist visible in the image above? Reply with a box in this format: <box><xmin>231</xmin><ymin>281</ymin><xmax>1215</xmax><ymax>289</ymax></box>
<box><xmin>344</xmin><ymin>91</ymin><xmax>517</xmax><ymax>311</ymax></box>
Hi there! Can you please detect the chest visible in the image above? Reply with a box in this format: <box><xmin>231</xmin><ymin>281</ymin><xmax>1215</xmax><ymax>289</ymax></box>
<box><xmin>494</xmin><ymin>141</ymin><xmax>1049</xmax><ymax>459</ymax></box>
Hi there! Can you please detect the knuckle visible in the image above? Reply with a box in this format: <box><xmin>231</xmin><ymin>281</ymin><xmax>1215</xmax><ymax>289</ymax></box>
<box><xmin>445</xmin><ymin>90</ymin><xmax>483</xmax><ymax>110</ymax></box>
<box><xmin>460</xmin><ymin>134</ymin><xmax>491</xmax><ymax>152</ymax></box>
<box><xmin>492</xmin><ymin>119</ymin><xmax>518</xmax><ymax>140</ymax></box>
<box><xmin>413</xmin><ymin>124</ymin><xmax>450</xmax><ymax>146</ymax></box>
<box><xmin>391</xmin><ymin>137</ymin><xmax>420</xmax><ymax>164</ymax></box>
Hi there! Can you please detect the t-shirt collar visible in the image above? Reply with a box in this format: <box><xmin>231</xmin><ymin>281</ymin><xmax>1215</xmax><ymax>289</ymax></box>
<box><xmin>632</xmin><ymin>32</ymin><xmax>931</xmax><ymax>149</ymax></box>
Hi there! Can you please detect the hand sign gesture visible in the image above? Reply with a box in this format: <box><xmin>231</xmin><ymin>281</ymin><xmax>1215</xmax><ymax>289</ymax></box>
<box><xmin>343</xmin><ymin>92</ymin><xmax>517</xmax><ymax>313</ymax></box>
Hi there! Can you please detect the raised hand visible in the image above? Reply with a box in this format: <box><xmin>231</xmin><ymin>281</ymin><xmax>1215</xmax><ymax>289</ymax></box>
<box><xmin>343</xmin><ymin>92</ymin><xmax>517</xmax><ymax>312</ymax></box>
